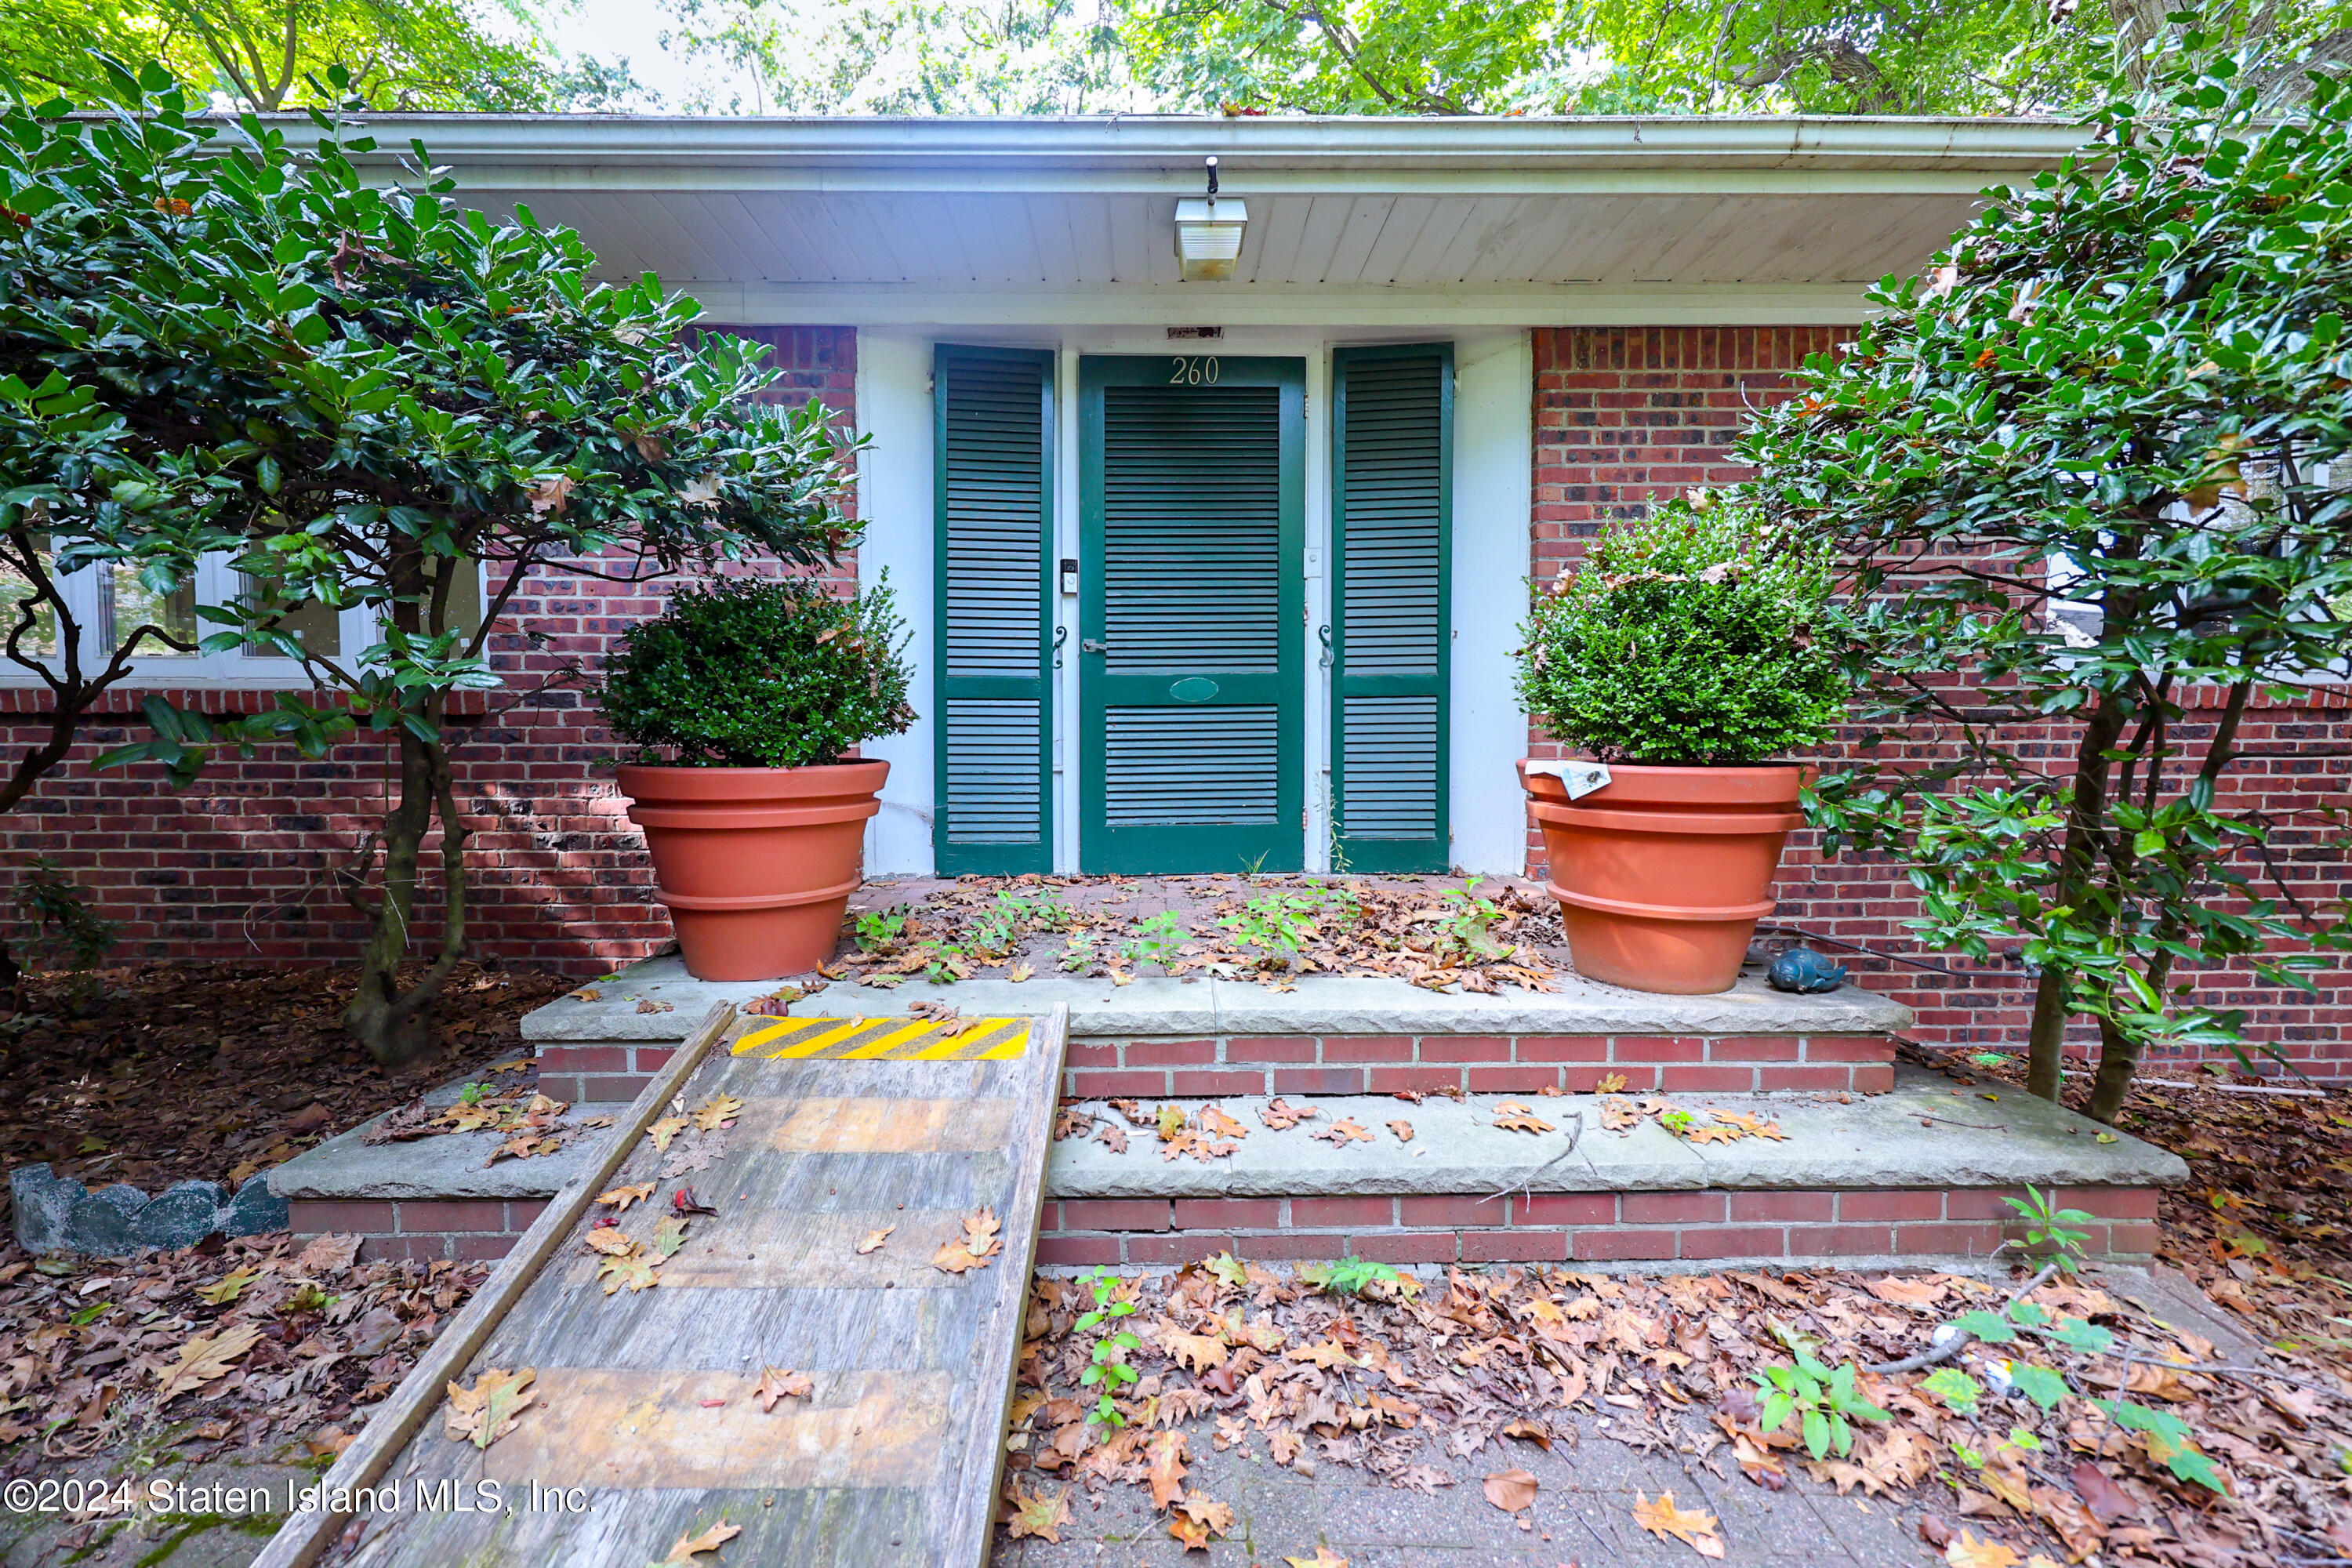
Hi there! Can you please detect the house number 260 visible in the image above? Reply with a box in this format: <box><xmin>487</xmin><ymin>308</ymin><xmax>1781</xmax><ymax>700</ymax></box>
<box><xmin>1169</xmin><ymin>355</ymin><xmax>1220</xmax><ymax>385</ymax></box>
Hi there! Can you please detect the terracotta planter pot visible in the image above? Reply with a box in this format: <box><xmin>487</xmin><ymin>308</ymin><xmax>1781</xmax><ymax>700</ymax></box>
<box><xmin>1519</xmin><ymin>760</ymin><xmax>1806</xmax><ymax>996</ymax></box>
<box><xmin>618</xmin><ymin>760</ymin><xmax>888</xmax><ymax>982</ymax></box>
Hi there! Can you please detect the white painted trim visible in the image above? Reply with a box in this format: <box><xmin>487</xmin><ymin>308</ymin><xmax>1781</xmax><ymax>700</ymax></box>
<box><xmin>853</xmin><ymin>331</ymin><xmax>937</xmax><ymax>876</ymax></box>
<box><xmin>688</xmin><ymin>281</ymin><xmax>1878</xmax><ymax>329</ymax></box>
<box><xmin>1052</xmin><ymin>340</ymin><xmax>1081</xmax><ymax>874</ymax></box>
<box><xmin>1448</xmin><ymin>330</ymin><xmax>1535</xmax><ymax>877</ymax></box>
<box><xmin>1303</xmin><ymin>346</ymin><xmax>1332</xmax><ymax>874</ymax></box>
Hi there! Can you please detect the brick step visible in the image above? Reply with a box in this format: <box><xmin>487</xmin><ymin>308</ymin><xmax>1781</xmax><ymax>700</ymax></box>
<box><xmin>1038</xmin><ymin>1185</ymin><xmax>2162</xmax><ymax>1270</ymax></box>
<box><xmin>526</xmin><ymin>956</ymin><xmax>1913</xmax><ymax>1103</ymax></box>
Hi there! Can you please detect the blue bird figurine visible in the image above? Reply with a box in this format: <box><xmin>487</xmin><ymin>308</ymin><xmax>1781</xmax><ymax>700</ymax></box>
<box><xmin>1768</xmin><ymin>946</ymin><xmax>1849</xmax><ymax>994</ymax></box>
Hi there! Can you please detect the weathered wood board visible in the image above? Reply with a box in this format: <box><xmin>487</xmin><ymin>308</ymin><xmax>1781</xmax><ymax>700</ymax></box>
<box><xmin>297</xmin><ymin>1004</ymin><xmax>1066</xmax><ymax>1568</ymax></box>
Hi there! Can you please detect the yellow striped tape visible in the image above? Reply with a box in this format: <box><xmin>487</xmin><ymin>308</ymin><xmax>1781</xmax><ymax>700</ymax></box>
<box><xmin>731</xmin><ymin>1015</ymin><xmax>1030</xmax><ymax>1062</ymax></box>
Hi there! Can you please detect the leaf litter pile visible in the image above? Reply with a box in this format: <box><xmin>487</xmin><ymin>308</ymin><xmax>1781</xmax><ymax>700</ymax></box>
<box><xmin>834</xmin><ymin>873</ymin><xmax>1564</xmax><ymax>993</ymax></box>
<box><xmin>1000</xmin><ymin>1254</ymin><xmax>2350</xmax><ymax>1566</ymax></box>
<box><xmin>0</xmin><ymin>1230</ymin><xmax>486</xmax><ymax>1488</ymax></box>
<box><xmin>0</xmin><ymin>960</ymin><xmax>572</xmax><ymax>1190</ymax></box>
<box><xmin>1958</xmin><ymin>1047</ymin><xmax>2352</xmax><ymax>1383</ymax></box>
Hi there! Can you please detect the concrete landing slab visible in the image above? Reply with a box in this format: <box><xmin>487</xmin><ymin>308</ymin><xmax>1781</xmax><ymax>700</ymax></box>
<box><xmin>1046</xmin><ymin>1069</ymin><xmax>2187</xmax><ymax>1199</ymax></box>
<box><xmin>267</xmin><ymin>1102</ymin><xmax>630</xmax><ymax>1203</ymax></box>
<box><xmin>525</xmin><ymin>954</ymin><xmax>1914</xmax><ymax>1044</ymax></box>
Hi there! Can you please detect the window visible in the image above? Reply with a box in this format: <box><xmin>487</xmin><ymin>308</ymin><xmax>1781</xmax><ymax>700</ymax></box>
<box><xmin>0</xmin><ymin>551</ymin><xmax>488</xmax><ymax>687</ymax></box>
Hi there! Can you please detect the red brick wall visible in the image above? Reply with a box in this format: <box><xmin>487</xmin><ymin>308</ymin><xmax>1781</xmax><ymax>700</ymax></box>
<box><xmin>1</xmin><ymin>326</ymin><xmax>855</xmax><ymax>975</ymax></box>
<box><xmin>1527</xmin><ymin>327</ymin><xmax>2352</xmax><ymax>1080</ymax></box>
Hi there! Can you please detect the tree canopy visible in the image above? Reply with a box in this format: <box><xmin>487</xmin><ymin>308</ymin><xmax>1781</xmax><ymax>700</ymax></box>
<box><xmin>1744</xmin><ymin>38</ymin><xmax>2352</xmax><ymax>1117</ymax></box>
<box><xmin>652</xmin><ymin>0</ymin><xmax>2352</xmax><ymax>118</ymax></box>
<box><xmin>7</xmin><ymin>60</ymin><xmax>864</xmax><ymax>1065</ymax></box>
<box><xmin>0</xmin><ymin>0</ymin><xmax>637</xmax><ymax>111</ymax></box>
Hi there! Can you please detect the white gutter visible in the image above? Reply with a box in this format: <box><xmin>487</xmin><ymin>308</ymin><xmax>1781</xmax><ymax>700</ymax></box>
<box><xmin>317</xmin><ymin>113</ymin><xmax>2087</xmax><ymax>195</ymax></box>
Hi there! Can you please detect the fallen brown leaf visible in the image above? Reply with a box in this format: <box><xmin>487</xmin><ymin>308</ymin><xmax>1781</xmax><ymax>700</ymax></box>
<box><xmin>1945</xmin><ymin>1533</ymin><xmax>2021</xmax><ymax>1568</ymax></box>
<box><xmin>855</xmin><ymin>1224</ymin><xmax>896</xmax><ymax>1255</ymax></box>
<box><xmin>1388</xmin><ymin>1119</ymin><xmax>1414</xmax><ymax>1142</ymax></box>
<box><xmin>1148</xmin><ymin>1428</ymin><xmax>1189</xmax><ymax>1510</ymax></box>
<box><xmin>1483</xmin><ymin>1468</ymin><xmax>1539</xmax><ymax>1512</ymax></box>
<box><xmin>659</xmin><ymin>1520</ymin><xmax>741</xmax><ymax>1563</ymax></box>
<box><xmin>444</xmin><ymin>1367</ymin><xmax>536</xmax><ymax>1449</ymax></box>
<box><xmin>754</xmin><ymin>1367</ymin><xmax>812</xmax><ymax>1412</ymax></box>
<box><xmin>155</xmin><ymin>1324</ymin><xmax>265</xmax><ymax>1403</ymax></box>
<box><xmin>597</xmin><ymin>1181</ymin><xmax>656</xmax><ymax>1213</ymax></box>
<box><xmin>1632</xmin><ymin>1490</ymin><xmax>1725</xmax><ymax>1558</ymax></box>
<box><xmin>1260</xmin><ymin>1097</ymin><xmax>1319</xmax><ymax>1130</ymax></box>
<box><xmin>1005</xmin><ymin>1483</ymin><xmax>1072</xmax><ymax>1542</ymax></box>
<box><xmin>933</xmin><ymin>1208</ymin><xmax>1004</xmax><ymax>1273</ymax></box>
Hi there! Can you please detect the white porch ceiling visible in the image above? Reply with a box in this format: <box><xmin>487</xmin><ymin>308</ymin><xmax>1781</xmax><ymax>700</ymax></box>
<box><xmin>347</xmin><ymin>114</ymin><xmax>2088</xmax><ymax>325</ymax></box>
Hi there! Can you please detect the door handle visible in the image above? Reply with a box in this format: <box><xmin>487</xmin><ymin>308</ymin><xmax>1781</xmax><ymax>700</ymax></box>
<box><xmin>1081</xmin><ymin>639</ymin><xmax>1109</xmax><ymax>654</ymax></box>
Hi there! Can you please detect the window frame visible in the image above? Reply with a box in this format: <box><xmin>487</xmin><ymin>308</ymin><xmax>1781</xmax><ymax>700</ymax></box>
<box><xmin>0</xmin><ymin>550</ymin><xmax>487</xmax><ymax>690</ymax></box>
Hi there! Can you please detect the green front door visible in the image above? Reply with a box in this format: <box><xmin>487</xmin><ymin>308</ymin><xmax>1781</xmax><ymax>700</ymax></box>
<box><xmin>1078</xmin><ymin>354</ymin><xmax>1305</xmax><ymax>873</ymax></box>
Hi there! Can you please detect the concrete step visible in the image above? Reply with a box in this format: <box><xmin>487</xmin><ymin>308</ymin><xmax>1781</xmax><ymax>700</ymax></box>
<box><xmin>528</xmin><ymin>955</ymin><xmax>1914</xmax><ymax>1102</ymax></box>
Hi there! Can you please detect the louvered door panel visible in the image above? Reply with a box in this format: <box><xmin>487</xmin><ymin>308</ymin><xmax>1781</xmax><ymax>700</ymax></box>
<box><xmin>1080</xmin><ymin>357</ymin><xmax>1305</xmax><ymax>873</ymax></box>
<box><xmin>1333</xmin><ymin>346</ymin><xmax>1451</xmax><ymax>872</ymax></box>
<box><xmin>934</xmin><ymin>346</ymin><xmax>1052</xmax><ymax>873</ymax></box>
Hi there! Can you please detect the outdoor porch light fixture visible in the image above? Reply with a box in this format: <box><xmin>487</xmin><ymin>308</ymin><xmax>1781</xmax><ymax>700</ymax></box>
<box><xmin>1174</xmin><ymin>155</ymin><xmax>1247</xmax><ymax>282</ymax></box>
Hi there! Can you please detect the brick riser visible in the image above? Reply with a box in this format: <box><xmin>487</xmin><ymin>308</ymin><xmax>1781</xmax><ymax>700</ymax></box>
<box><xmin>289</xmin><ymin>1198</ymin><xmax>549</xmax><ymax>1264</ymax></box>
<box><xmin>534</xmin><ymin>1032</ymin><xmax>1896</xmax><ymax>1105</ymax></box>
<box><xmin>1036</xmin><ymin>1185</ymin><xmax>2162</xmax><ymax>1269</ymax></box>
<box><xmin>309</xmin><ymin>1184</ymin><xmax>2161</xmax><ymax>1270</ymax></box>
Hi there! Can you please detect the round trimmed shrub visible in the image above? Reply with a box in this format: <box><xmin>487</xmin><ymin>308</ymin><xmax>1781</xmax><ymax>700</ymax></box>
<box><xmin>599</xmin><ymin>574</ymin><xmax>915</xmax><ymax>768</ymax></box>
<box><xmin>1514</xmin><ymin>495</ymin><xmax>1847</xmax><ymax>766</ymax></box>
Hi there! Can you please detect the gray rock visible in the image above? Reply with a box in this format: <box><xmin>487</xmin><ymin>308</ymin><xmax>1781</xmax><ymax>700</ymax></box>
<box><xmin>132</xmin><ymin>1187</ymin><xmax>226</xmax><ymax>1250</ymax></box>
<box><xmin>62</xmin><ymin>1193</ymin><xmax>138</xmax><ymax>1254</ymax></box>
<box><xmin>91</xmin><ymin>1182</ymin><xmax>150</xmax><ymax>1216</ymax></box>
<box><xmin>162</xmin><ymin>1178</ymin><xmax>230</xmax><ymax>1203</ymax></box>
<box><xmin>221</xmin><ymin>1174</ymin><xmax>289</xmax><ymax>1234</ymax></box>
<box><xmin>8</xmin><ymin>1163</ymin><xmax>74</xmax><ymax>1252</ymax></box>
<box><xmin>9</xmin><ymin>1161</ymin><xmax>292</xmax><ymax>1254</ymax></box>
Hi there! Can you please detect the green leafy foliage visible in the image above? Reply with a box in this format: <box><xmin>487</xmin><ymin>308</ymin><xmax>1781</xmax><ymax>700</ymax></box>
<box><xmin>1754</xmin><ymin>1352</ymin><xmax>1891</xmax><ymax>1459</ymax></box>
<box><xmin>1748</xmin><ymin>45</ymin><xmax>2352</xmax><ymax>1117</ymax></box>
<box><xmin>1947</xmin><ymin>1310</ymin><xmax>2019</xmax><ymax>1345</ymax></box>
<box><xmin>1921</xmin><ymin>1367</ymin><xmax>1983</xmax><ymax>1414</ymax></box>
<box><xmin>1216</xmin><ymin>891</ymin><xmax>1323</xmax><ymax>968</ymax></box>
<box><xmin>2005</xmin><ymin>1185</ymin><xmax>2096</xmax><ymax>1272</ymax></box>
<box><xmin>1513</xmin><ymin>494</ymin><xmax>1848</xmax><ymax>765</ymax></box>
<box><xmin>1074</xmin><ymin>1266</ymin><xmax>1142</xmax><ymax>1425</ymax></box>
<box><xmin>1429</xmin><ymin>876</ymin><xmax>1512</xmax><ymax>966</ymax></box>
<box><xmin>1120</xmin><ymin>910</ymin><xmax>1189</xmax><ymax>969</ymax></box>
<box><xmin>11</xmin><ymin>64</ymin><xmax>863</xmax><ymax>1065</ymax></box>
<box><xmin>2009</xmin><ymin>1363</ymin><xmax>2072</xmax><ymax>1410</ymax></box>
<box><xmin>11</xmin><ymin>857</ymin><xmax>118</xmax><ymax>977</ymax></box>
<box><xmin>856</xmin><ymin>908</ymin><xmax>909</xmax><ymax>953</ymax></box>
<box><xmin>2100</xmin><ymin>1397</ymin><xmax>2230</xmax><ymax>1494</ymax></box>
<box><xmin>1294</xmin><ymin>1255</ymin><xmax>1407</xmax><ymax>1298</ymax></box>
<box><xmin>600</xmin><ymin>575</ymin><xmax>913</xmax><ymax>769</ymax></box>
<box><xmin>0</xmin><ymin>0</ymin><xmax>629</xmax><ymax>112</ymax></box>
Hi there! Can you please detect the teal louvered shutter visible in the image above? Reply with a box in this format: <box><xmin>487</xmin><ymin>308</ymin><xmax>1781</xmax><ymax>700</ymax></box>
<box><xmin>1078</xmin><ymin>355</ymin><xmax>1305</xmax><ymax>873</ymax></box>
<box><xmin>1331</xmin><ymin>344</ymin><xmax>1451</xmax><ymax>873</ymax></box>
<box><xmin>934</xmin><ymin>345</ymin><xmax>1054</xmax><ymax>873</ymax></box>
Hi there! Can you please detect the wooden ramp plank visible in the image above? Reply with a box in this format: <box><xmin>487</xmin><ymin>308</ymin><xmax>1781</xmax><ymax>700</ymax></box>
<box><xmin>260</xmin><ymin>1004</ymin><xmax>1067</xmax><ymax>1568</ymax></box>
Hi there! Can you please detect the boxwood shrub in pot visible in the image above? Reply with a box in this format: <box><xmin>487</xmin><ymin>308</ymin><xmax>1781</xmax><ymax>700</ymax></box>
<box><xmin>1514</xmin><ymin>494</ymin><xmax>1848</xmax><ymax>994</ymax></box>
<box><xmin>601</xmin><ymin>575</ymin><xmax>916</xmax><ymax>981</ymax></box>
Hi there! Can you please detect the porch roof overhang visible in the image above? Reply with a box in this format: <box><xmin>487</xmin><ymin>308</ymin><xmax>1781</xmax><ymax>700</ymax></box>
<box><xmin>347</xmin><ymin>114</ymin><xmax>2090</xmax><ymax>326</ymax></box>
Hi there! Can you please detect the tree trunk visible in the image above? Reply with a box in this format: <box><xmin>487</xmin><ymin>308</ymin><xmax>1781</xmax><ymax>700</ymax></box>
<box><xmin>342</xmin><ymin>721</ymin><xmax>470</xmax><ymax>1070</ymax></box>
<box><xmin>2085</xmin><ymin>1011</ymin><xmax>2143</xmax><ymax>1124</ymax></box>
<box><xmin>2024</xmin><ymin>964</ymin><xmax>2072</xmax><ymax>1101</ymax></box>
<box><xmin>2024</xmin><ymin>698</ymin><xmax>2131</xmax><ymax>1102</ymax></box>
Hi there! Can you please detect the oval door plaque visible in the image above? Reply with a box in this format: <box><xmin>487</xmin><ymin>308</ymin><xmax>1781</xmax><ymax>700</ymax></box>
<box><xmin>1169</xmin><ymin>677</ymin><xmax>1219</xmax><ymax>702</ymax></box>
